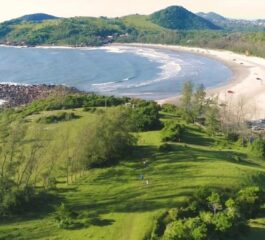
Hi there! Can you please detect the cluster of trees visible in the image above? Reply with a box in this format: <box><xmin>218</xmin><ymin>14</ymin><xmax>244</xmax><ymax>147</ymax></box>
<box><xmin>1</xmin><ymin>10</ymin><xmax>265</xmax><ymax>58</ymax></box>
<box><xmin>179</xmin><ymin>82</ymin><xmax>220</xmax><ymax>135</ymax></box>
<box><xmin>0</xmin><ymin>117</ymin><xmax>47</xmax><ymax>216</ymax></box>
<box><xmin>0</xmin><ymin>95</ymin><xmax>163</xmax><ymax>216</ymax></box>
<box><xmin>52</xmin><ymin>101</ymin><xmax>161</xmax><ymax>185</ymax></box>
<box><xmin>78</xmin><ymin>108</ymin><xmax>136</xmax><ymax>167</ymax></box>
<box><xmin>151</xmin><ymin>186</ymin><xmax>264</xmax><ymax>240</ymax></box>
<box><xmin>129</xmin><ymin>100</ymin><xmax>162</xmax><ymax>131</ymax></box>
<box><xmin>0</xmin><ymin>17</ymin><xmax>136</xmax><ymax>46</ymax></box>
<box><xmin>167</xmin><ymin>82</ymin><xmax>265</xmax><ymax>159</ymax></box>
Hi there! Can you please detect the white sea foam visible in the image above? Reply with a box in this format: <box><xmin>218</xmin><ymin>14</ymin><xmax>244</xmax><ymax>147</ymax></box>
<box><xmin>0</xmin><ymin>81</ymin><xmax>30</xmax><ymax>86</ymax></box>
<box><xmin>91</xmin><ymin>76</ymin><xmax>135</xmax><ymax>87</ymax></box>
<box><xmin>92</xmin><ymin>81</ymin><xmax>116</xmax><ymax>86</ymax></box>
<box><xmin>0</xmin><ymin>100</ymin><xmax>6</xmax><ymax>105</ymax></box>
<box><xmin>94</xmin><ymin>46</ymin><xmax>182</xmax><ymax>92</ymax></box>
<box><xmin>101</xmin><ymin>46</ymin><xmax>127</xmax><ymax>54</ymax></box>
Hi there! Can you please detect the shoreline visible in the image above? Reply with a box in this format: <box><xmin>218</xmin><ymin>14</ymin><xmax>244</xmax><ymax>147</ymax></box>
<box><xmin>1</xmin><ymin>43</ymin><xmax>264</xmax><ymax>119</ymax></box>
<box><xmin>118</xmin><ymin>43</ymin><xmax>265</xmax><ymax>120</ymax></box>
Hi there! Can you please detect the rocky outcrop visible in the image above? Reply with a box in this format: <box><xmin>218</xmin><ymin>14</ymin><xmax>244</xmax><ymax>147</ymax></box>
<box><xmin>0</xmin><ymin>84</ymin><xmax>80</xmax><ymax>107</ymax></box>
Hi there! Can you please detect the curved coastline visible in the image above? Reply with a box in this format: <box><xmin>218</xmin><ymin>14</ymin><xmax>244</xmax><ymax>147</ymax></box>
<box><xmin>1</xmin><ymin>43</ymin><xmax>264</xmax><ymax>119</ymax></box>
<box><xmin>116</xmin><ymin>43</ymin><xmax>265</xmax><ymax>120</ymax></box>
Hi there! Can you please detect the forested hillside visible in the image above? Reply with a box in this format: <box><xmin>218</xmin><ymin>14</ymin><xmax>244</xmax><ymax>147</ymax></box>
<box><xmin>150</xmin><ymin>6</ymin><xmax>221</xmax><ymax>30</ymax></box>
<box><xmin>0</xmin><ymin>6</ymin><xmax>265</xmax><ymax>58</ymax></box>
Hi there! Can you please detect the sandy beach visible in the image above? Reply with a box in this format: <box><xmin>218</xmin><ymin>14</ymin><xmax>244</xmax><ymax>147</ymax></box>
<box><xmin>120</xmin><ymin>43</ymin><xmax>265</xmax><ymax>120</ymax></box>
<box><xmin>1</xmin><ymin>43</ymin><xmax>264</xmax><ymax>119</ymax></box>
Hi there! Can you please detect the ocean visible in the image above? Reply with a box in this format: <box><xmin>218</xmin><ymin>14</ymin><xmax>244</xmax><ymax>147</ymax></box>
<box><xmin>0</xmin><ymin>45</ymin><xmax>232</xmax><ymax>100</ymax></box>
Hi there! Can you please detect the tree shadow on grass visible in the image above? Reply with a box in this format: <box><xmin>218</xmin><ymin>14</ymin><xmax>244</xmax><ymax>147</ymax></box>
<box><xmin>89</xmin><ymin>217</ymin><xmax>115</xmax><ymax>226</ymax></box>
<box><xmin>74</xmin><ymin>143</ymin><xmax>265</xmax><ymax>220</ymax></box>
<box><xmin>153</xmin><ymin>144</ymin><xmax>260</xmax><ymax>169</ymax></box>
<box><xmin>181</xmin><ymin>126</ymin><xmax>215</xmax><ymax>146</ymax></box>
<box><xmin>56</xmin><ymin>186</ymin><xmax>78</xmax><ymax>194</ymax></box>
<box><xmin>0</xmin><ymin>190</ymin><xmax>65</xmax><ymax>225</ymax></box>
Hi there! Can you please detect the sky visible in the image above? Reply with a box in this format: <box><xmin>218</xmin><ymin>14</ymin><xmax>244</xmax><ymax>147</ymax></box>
<box><xmin>0</xmin><ymin>0</ymin><xmax>264</xmax><ymax>22</ymax></box>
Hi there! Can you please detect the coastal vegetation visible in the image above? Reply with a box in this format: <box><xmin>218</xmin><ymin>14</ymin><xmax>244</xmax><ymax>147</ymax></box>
<box><xmin>0</xmin><ymin>88</ymin><xmax>265</xmax><ymax>239</ymax></box>
<box><xmin>0</xmin><ymin>6</ymin><xmax>265</xmax><ymax>58</ymax></box>
<box><xmin>1</xmin><ymin>4</ymin><xmax>265</xmax><ymax>239</ymax></box>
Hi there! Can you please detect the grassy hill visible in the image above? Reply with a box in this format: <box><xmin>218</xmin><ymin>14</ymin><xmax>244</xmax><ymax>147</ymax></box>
<box><xmin>1</xmin><ymin>98</ymin><xmax>265</xmax><ymax>239</ymax></box>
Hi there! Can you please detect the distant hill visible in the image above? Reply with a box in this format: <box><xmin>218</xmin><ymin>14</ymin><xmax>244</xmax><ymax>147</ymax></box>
<box><xmin>150</xmin><ymin>6</ymin><xmax>221</xmax><ymax>30</ymax></box>
<box><xmin>17</xmin><ymin>13</ymin><xmax>59</xmax><ymax>22</ymax></box>
<box><xmin>197</xmin><ymin>12</ymin><xmax>265</xmax><ymax>32</ymax></box>
<box><xmin>197</xmin><ymin>12</ymin><xmax>226</xmax><ymax>23</ymax></box>
<box><xmin>0</xmin><ymin>6</ymin><xmax>264</xmax><ymax>59</ymax></box>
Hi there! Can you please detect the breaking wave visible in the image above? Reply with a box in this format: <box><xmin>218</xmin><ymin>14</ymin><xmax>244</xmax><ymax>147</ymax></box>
<box><xmin>93</xmin><ymin>46</ymin><xmax>182</xmax><ymax>92</ymax></box>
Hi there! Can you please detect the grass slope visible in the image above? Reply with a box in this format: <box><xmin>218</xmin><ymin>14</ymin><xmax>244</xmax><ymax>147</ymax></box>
<box><xmin>121</xmin><ymin>15</ymin><xmax>167</xmax><ymax>33</ymax></box>
<box><xmin>0</xmin><ymin>109</ymin><xmax>265</xmax><ymax>239</ymax></box>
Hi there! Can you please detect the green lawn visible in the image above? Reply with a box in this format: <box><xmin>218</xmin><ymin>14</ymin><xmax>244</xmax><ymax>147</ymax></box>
<box><xmin>0</xmin><ymin>109</ymin><xmax>265</xmax><ymax>239</ymax></box>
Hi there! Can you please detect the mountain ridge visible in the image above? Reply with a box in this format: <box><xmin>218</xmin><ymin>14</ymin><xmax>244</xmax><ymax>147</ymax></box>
<box><xmin>197</xmin><ymin>11</ymin><xmax>265</xmax><ymax>31</ymax></box>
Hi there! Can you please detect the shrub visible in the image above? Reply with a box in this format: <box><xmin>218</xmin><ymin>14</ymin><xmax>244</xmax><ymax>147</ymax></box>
<box><xmin>161</xmin><ymin>121</ymin><xmax>184</xmax><ymax>142</ymax></box>
<box><xmin>82</xmin><ymin>108</ymin><xmax>136</xmax><ymax>167</ymax></box>
<box><xmin>251</xmin><ymin>138</ymin><xmax>265</xmax><ymax>158</ymax></box>
<box><xmin>0</xmin><ymin>185</ymin><xmax>40</xmax><ymax>216</ymax></box>
<box><xmin>226</xmin><ymin>132</ymin><xmax>240</xmax><ymax>142</ymax></box>
<box><xmin>130</xmin><ymin>101</ymin><xmax>162</xmax><ymax>131</ymax></box>
<box><xmin>236</xmin><ymin>186</ymin><xmax>264</xmax><ymax>218</ymax></box>
<box><xmin>54</xmin><ymin>203</ymin><xmax>77</xmax><ymax>229</ymax></box>
<box><xmin>161</xmin><ymin>104</ymin><xmax>179</xmax><ymax>115</ymax></box>
<box><xmin>158</xmin><ymin>186</ymin><xmax>264</xmax><ymax>240</ymax></box>
<box><xmin>163</xmin><ymin>218</ymin><xmax>207</xmax><ymax>240</ymax></box>
<box><xmin>20</xmin><ymin>94</ymin><xmax>130</xmax><ymax>116</ymax></box>
<box><xmin>150</xmin><ymin>211</ymin><xmax>171</xmax><ymax>239</ymax></box>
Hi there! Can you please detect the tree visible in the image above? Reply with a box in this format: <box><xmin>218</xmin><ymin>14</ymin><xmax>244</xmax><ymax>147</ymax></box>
<box><xmin>251</xmin><ymin>138</ymin><xmax>265</xmax><ymax>158</ymax></box>
<box><xmin>192</xmin><ymin>84</ymin><xmax>206</xmax><ymax>122</ymax></box>
<box><xmin>163</xmin><ymin>218</ymin><xmax>207</xmax><ymax>240</ymax></box>
<box><xmin>236</xmin><ymin>186</ymin><xmax>264</xmax><ymax>218</ymax></box>
<box><xmin>207</xmin><ymin>192</ymin><xmax>222</xmax><ymax>215</ymax></box>
<box><xmin>129</xmin><ymin>101</ymin><xmax>162</xmax><ymax>131</ymax></box>
<box><xmin>163</xmin><ymin>220</ymin><xmax>187</xmax><ymax>240</ymax></box>
<box><xmin>212</xmin><ymin>212</ymin><xmax>232</xmax><ymax>232</ymax></box>
<box><xmin>82</xmin><ymin>108</ymin><xmax>136</xmax><ymax>167</ymax></box>
<box><xmin>180</xmin><ymin>81</ymin><xmax>194</xmax><ymax>123</ymax></box>
<box><xmin>161</xmin><ymin>121</ymin><xmax>184</xmax><ymax>142</ymax></box>
<box><xmin>205</xmin><ymin>100</ymin><xmax>220</xmax><ymax>136</ymax></box>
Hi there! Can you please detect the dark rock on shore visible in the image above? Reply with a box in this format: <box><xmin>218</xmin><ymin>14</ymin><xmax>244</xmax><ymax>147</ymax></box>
<box><xmin>0</xmin><ymin>84</ymin><xmax>80</xmax><ymax>107</ymax></box>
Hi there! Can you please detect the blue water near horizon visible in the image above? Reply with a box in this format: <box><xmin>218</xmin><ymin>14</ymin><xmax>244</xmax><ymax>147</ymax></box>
<box><xmin>0</xmin><ymin>45</ymin><xmax>232</xmax><ymax>100</ymax></box>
